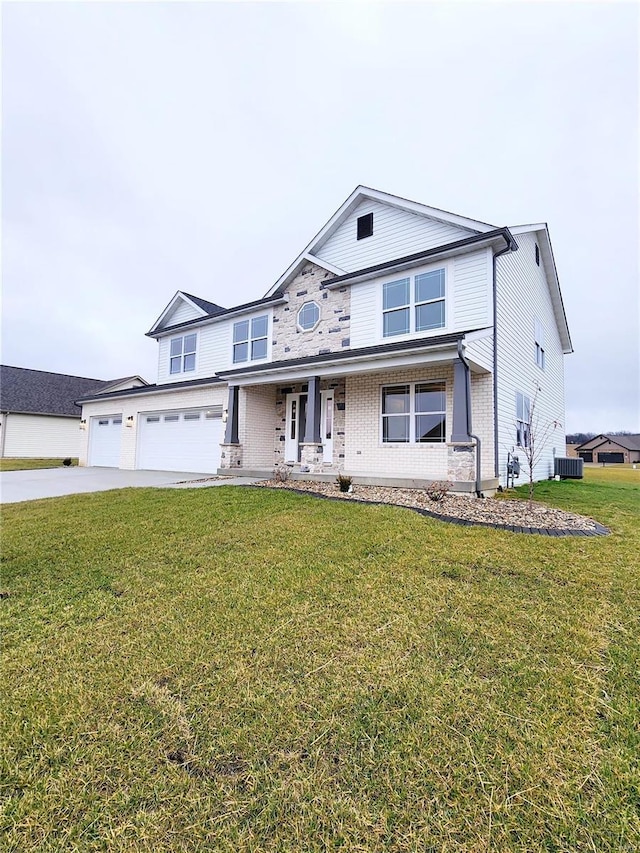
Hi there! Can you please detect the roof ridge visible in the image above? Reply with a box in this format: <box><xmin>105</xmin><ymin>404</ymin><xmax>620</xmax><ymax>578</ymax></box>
<box><xmin>0</xmin><ymin>364</ymin><xmax>109</xmax><ymax>382</ymax></box>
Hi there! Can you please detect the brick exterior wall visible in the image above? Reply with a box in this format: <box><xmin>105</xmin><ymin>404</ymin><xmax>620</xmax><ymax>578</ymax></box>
<box><xmin>271</xmin><ymin>263</ymin><xmax>351</xmax><ymax>361</ymax></box>
<box><xmin>342</xmin><ymin>364</ymin><xmax>494</xmax><ymax>481</ymax></box>
<box><xmin>239</xmin><ymin>384</ymin><xmax>277</xmax><ymax>469</ymax></box>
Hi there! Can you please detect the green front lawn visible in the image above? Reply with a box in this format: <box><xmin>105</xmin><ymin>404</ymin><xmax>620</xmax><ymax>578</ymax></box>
<box><xmin>0</xmin><ymin>457</ymin><xmax>78</xmax><ymax>471</ymax></box>
<box><xmin>1</xmin><ymin>469</ymin><xmax>638</xmax><ymax>851</ymax></box>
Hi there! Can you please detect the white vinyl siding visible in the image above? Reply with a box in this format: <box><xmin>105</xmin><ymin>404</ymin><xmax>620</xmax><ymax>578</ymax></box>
<box><xmin>453</xmin><ymin>249</ymin><xmax>493</xmax><ymax>329</ymax></box>
<box><xmin>1</xmin><ymin>414</ymin><xmax>82</xmax><ymax>458</ymax></box>
<box><xmin>495</xmin><ymin>231</ymin><xmax>565</xmax><ymax>486</ymax></box>
<box><xmin>464</xmin><ymin>330</ymin><xmax>494</xmax><ymax>373</ymax></box>
<box><xmin>137</xmin><ymin>408</ymin><xmax>223</xmax><ymax>473</ymax></box>
<box><xmin>350</xmin><ymin>250</ymin><xmax>490</xmax><ymax>349</ymax></box>
<box><xmin>156</xmin><ymin>309</ymin><xmax>273</xmax><ymax>385</ymax></box>
<box><xmin>163</xmin><ymin>299</ymin><xmax>203</xmax><ymax>328</ymax></box>
<box><xmin>315</xmin><ymin>199</ymin><xmax>477</xmax><ymax>272</ymax></box>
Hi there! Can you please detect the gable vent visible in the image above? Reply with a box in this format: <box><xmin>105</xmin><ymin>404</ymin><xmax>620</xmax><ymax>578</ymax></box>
<box><xmin>357</xmin><ymin>212</ymin><xmax>374</xmax><ymax>240</ymax></box>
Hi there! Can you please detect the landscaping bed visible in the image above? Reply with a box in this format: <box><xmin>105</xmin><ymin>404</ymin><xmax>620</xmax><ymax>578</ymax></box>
<box><xmin>254</xmin><ymin>479</ymin><xmax>610</xmax><ymax>535</ymax></box>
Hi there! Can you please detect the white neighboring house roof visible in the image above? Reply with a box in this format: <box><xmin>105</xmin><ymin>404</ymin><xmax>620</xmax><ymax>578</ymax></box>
<box><xmin>508</xmin><ymin>224</ymin><xmax>573</xmax><ymax>354</ymax></box>
<box><xmin>263</xmin><ymin>185</ymin><xmax>498</xmax><ymax>298</ymax></box>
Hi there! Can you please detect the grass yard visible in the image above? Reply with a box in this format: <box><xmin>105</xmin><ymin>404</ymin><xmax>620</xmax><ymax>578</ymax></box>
<box><xmin>0</xmin><ymin>458</ymin><xmax>78</xmax><ymax>471</ymax></box>
<box><xmin>1</xmin><ymin>468</ymin><xmax>638</xmax><ymax>852</ymax></box>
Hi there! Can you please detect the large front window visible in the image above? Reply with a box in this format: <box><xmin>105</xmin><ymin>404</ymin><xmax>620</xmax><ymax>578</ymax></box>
<box><xmin>383</xmin><ymin>268</ymin><xmax>446</xmax><ymax>338</ymax></box>
<box><xmin>169</xmin><ymin>333</ymin><xmax>197</xmax><ymax>374</ymax></box>
<box><xmin>233</xmin><ymin>315</ymin><xmax>268</xmax><ymax>363</ymax></box>
<box><xmin>381</xmin><ymin>382</ymin><xmax>446</xmax><ymax>443</ymax></box>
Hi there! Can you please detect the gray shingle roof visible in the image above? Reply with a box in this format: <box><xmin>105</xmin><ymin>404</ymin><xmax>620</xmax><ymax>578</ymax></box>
<box><xmin>0</xmin><ymin>366</ymin><xmax>129</xmax><ymax>417</ymax></box>
<box><xmin>181</xmin><ymin>292</ymin><xmax>226</xmax><ymax>316</ymax></box>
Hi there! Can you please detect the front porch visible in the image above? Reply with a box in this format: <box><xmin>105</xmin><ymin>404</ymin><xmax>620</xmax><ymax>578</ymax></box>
<box><xmin>218</xmin><ymin>359</ymin><xmax>499</xmax><ymax>495</ymax></box>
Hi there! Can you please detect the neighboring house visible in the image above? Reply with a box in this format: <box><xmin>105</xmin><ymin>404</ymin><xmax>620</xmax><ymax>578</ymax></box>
<box><xmin>574</xmin><ymin>434</ymin><xmax>640</xmax><ymax>464</ymax></box>
<box><xmin>77</xmin><ymin>186</ymin><xmax>572</xmax><ymax>492</ymax></box>
<box><xmin>0</xmin><ymin>366</ymin><xmax>147</xmax><ymax>458</ymax></box>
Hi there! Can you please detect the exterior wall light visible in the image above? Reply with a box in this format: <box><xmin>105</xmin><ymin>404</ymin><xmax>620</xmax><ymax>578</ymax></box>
<box><xmin>126</xmin><ymin>416</ymin><xmax>135</xmax><ymax>428</ymax></box>
<box><xmin>79</xmin><ymin>419</ymin><xmax>87</xmax><ymax>431</ymax></box>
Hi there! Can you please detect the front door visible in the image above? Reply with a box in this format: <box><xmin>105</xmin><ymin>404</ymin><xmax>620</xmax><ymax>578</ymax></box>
<box><xmin>320</xmin><ymin>390</ymin><xmax>334</xmax><ymax>464</ymax></box>
<box><xmin>285</xmin><ymin>393</ymin><xmax>307</xmax><ymax>462</ymax></box>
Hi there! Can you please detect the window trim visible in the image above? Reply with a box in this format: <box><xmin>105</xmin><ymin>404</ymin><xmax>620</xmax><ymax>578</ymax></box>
<box><xmin>232</xmin><ymin>314</ymin><xmax>269</xmax><ymax>364</ymax></box>
<box><xmin>516</xmin><ymin>391</ymin><xmax>531</xmax><ymax>448</ymax></box>
<box><xmin>380</xmin><ymin>380</ymin><xmax>447</xmax><ymax>445</ymax></box>
<box><xmin>380</xmin><ymin>262</ymin><xmax>448</xmax><ymax>341</ymax></box>
<box><xmin>169</xmin><ymin>332</ymin><xmax>197</xmax><ymax>375</ymax></box>
<box><xmin>297</xmin><ymin>301</ymin><xmax>321</xmax><ymax>332</ymax></box>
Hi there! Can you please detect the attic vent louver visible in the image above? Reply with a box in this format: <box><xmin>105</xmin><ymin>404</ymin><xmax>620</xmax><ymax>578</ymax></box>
<box><xmin>357</xmin><ymin>212</ymin><xmax>373</xmax><ymax>240</ymax></box>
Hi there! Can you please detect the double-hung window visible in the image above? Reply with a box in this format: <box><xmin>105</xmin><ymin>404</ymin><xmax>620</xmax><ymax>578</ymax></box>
<box><xmin>169</xmin><ymin>333</ymin><xmax>197</xmax><ymax>374</ymax></box>
<box><xmin>381</xmin><ymin>382</ymin><xmax>446</xmax><ymax>443</ymax></box>
<box><xmin>233</xmin><ymin>315</ymin><xmax>268</xmax><ymax>363</ymax></box>
<box><xmin>516</xmin><ymin>392</ymin><xmax>531</xmax><ymax>448</ymax></box>
<box><xmin>383</xmin><ymin>267</ymin><xmax>446</xmax><ymax>338</ymax></box>
<box><xmin>534</xmin><ymin>319</ymin><xmax>545</xmax><ymax>369</ymax></box>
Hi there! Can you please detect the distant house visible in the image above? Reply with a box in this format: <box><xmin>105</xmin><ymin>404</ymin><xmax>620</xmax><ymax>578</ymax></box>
<box><xmin>0</xmin><ymin>366</ymin><xmax>147</xmax><ymax>458</ymax></box>
<box><xmin>77</xmin><ymin>186</ymin><xmax>572</xmax><ymax>492</ymax></box>
<box><xmin>574</xmin><ymin>434</ymin><xmax>640</xmax><ymax>464</ymax></box>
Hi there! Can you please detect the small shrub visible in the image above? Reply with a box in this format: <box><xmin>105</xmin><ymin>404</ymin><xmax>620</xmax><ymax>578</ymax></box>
<box><xmin>62</xmin><ymin>458</ymin><xmax>73</xmax><ymax>467</ymax></box>
<box><xmin>273</xmin><ymin>463</ymin><xmax>290</xmax><ymax>483</ymax></box>
<box><xmin>425</xmin><ymin>480</ymin><xmax>452</xmax><ymax>502</ymax></box>
<box><xmin>336</xmin><ymin>474</ymin><xmax>352</xmax><ymax>493</ymax></box>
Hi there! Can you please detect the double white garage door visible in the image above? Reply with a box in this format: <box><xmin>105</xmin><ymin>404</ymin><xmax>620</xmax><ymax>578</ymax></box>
<box><xmin>88</xmin><ymin>408</ymin><xmax>223</xmax><ymax>473</ymax></box>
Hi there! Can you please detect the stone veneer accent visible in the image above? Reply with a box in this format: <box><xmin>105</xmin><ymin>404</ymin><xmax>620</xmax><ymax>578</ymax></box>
<box><xmin>447</xmin><ymin>444</ymin><xmax>476</xmax><ymax>482</ymax></box>
<box><xmin>220</xmin><ymin>443</ymin><xmax>243</xmax><ymax>469</ymax></box>
<box><xmin>271</xmin><ymin>263</ymin><xmax>351</xmax><ymax>362</ymax></box>
<box><xmin>273</xmin><ymin>379</ymin><xmax>346</xmax><ymax>471</ymax></box>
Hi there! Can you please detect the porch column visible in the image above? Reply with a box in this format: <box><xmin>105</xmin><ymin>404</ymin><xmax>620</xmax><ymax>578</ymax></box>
<box><xmin>224</xmin><ymin>385</ymin><xmax>240</xmax><ymax>444</ymax></box>
<box><xmin>451</xmin><ymin>359</ymin><xmax>472</xmax><ymax>442</ymax></box>
<box><xmin>303</xmin><ymin>376</ymin><xmax>322</xmax><ymax>444</ymax></box>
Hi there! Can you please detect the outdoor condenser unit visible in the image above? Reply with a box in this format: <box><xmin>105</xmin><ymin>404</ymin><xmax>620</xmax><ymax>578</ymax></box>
<box><xmin>554</xmin><ymin>457</ymin><xmax>584</xmax><ymax>479</ymax></box>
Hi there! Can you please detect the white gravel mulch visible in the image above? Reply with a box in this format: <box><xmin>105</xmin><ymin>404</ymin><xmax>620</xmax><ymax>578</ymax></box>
<box><xmin>254</xmin><ymin>479</ymin><xmax>609</xmax><ymax>535</ymax></box>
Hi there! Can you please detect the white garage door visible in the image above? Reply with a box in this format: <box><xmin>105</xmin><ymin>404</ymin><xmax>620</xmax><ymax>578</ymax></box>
<box><xmin>88</xmin><ymin>416</ymin><xmax>123</xmax><ymax>467</ymax></box>
<box><xmin>137</xmin><ymin>408</ymin><xmax>223</xmax><ymax>474</ymax></box>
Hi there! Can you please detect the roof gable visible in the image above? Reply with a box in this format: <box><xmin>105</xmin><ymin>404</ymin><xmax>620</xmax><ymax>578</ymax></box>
<box><xmin>509</xmin><ymin>224</ymin><xmax>573</xmax><ymax>354</ymax></box>
<box><xmin>148</xmin><ymin>291</ymin><xmax>226</xmax><ymax>334</ymax></box>
<box><xmin>264</xmin><ymin>186</ymin><xmax>497</xmax><ymax>298</ymax></box>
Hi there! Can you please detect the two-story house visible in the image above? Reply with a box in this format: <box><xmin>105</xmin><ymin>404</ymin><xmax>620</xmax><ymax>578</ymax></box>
<box><xmin>77</xmin><ymin>187</ymin><xmax>572</xmax><ymax>493</ymax></box>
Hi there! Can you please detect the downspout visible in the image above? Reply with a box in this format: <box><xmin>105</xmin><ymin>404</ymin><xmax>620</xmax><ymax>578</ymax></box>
<box><xmin>492</xmin><ymin>238</ymin><xmax>518</xmax><ymax>481</ymax></box>
<box><xmin>456</xmin><ymin>340</ymin><xmax>483</xmax><ymax>497</ymax></box>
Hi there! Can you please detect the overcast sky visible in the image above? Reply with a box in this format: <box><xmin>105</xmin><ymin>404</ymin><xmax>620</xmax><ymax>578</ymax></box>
<box><xmin>2</xmin><ymin>1</ymin><xmax>638</xmax><ymax>432</ymax></box>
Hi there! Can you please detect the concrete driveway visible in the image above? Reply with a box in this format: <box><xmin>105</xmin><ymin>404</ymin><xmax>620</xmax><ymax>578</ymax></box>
<box><xmin>0</xmin><ymin>467</ymin><xmax>257</xmax><ymax>504</ymax></box>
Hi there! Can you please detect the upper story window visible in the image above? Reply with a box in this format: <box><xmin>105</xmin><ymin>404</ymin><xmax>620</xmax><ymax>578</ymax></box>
<box><xmin>516</xmin><ymin>392</ymin><xmax>531</xmax><ymax>447</ymax></box>
<box><xmin>382</xmin><ymin>268</ymin><xmax>446</xmax><ymax>338</ymax></box>
<box><xmin>535</xmin><ymin>243</ymin><xmax>540</xmax><ymax>266</ymax></box>
<box><xmin>297</xmin><ymin>301</ymin><xmax>320</xmax><ymax>331</ymax></box>
<box><xmin>534</xmin><ymin>319</ymin><xmax>545</xmax><ymax>370</ymax></box>
<box><xmin>381</xmin><ymin>382</ymin><xmax>446</xmax><ymax>443</ymax></box>
<box><xmin>170</xmin><ymin>333</ymin><xmax>197</xmax><ymax>374</ymax></box>
<box><xmin>357</xmin><ymin>212</ymin><xmax>374</xmax><ymax>240</ymax></box>
<box><xmin>233</xmin><ymin>315</ymin><xmax>268</xmax><ymax>363</ymax></box>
